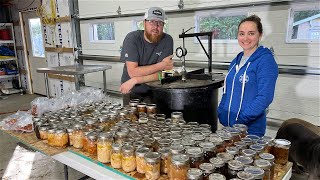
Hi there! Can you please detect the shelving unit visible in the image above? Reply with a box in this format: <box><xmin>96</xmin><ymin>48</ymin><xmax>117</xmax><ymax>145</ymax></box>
<box><xmin>0</xmin><ymin>23</ymin><xmax>20</xmax><ymax>96</ymax></box>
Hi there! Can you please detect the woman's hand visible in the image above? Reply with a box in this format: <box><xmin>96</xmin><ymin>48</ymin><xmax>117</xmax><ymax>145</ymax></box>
<box><xmin>119</xmin><ymin>78</ymin><xmax>138</xmax><ymax>94</ymax></box>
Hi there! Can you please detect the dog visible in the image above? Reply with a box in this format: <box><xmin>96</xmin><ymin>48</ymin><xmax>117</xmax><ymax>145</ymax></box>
<box><xmin>275</xmin><ymin>118</ymin><xmax>320</xmax><ymax>180</ymax></box>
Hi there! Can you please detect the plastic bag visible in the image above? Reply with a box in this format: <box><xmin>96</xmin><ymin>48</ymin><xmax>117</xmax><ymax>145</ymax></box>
<box><xmin>0</xmin><ymin>111</ymin><xmax>33</xmax><ymax>132</ymax></box>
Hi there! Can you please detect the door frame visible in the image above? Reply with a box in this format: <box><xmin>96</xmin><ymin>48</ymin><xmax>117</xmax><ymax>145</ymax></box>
<box><xmin>19</xmin><ymin>10</ymin><xmax>46</xmax><ymax>94</ymax></box>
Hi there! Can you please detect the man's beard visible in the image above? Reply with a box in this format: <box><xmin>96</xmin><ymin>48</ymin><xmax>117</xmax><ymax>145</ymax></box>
<box><xmin>145</xmin><ymin>31</ymin><xmax>163</xmax><ymax>43</ymax></box>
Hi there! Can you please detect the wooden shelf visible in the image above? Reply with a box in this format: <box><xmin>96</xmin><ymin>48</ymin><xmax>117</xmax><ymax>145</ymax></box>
<box><xmin>0</xmin><ymin>57</ymin><xmax>16</xmax><ymax>62</ymax></box>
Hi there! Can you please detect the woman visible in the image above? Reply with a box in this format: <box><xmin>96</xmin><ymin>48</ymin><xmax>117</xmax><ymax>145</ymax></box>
<box><xmin>217</xmin><ymin>15</ymin><xmax>278</xmax><ymax>137</ymax></box>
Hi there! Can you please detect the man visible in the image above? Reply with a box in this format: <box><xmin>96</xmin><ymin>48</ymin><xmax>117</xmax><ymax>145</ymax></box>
<box><xmin>120</xmin><ymin>7</ymin><xmax>174</xmax><ymax>105</ymax></box>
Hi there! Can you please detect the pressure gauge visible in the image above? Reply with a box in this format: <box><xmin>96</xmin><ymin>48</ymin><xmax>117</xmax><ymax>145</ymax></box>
<box><xmin>175</xmin><ymin>46</ymin><xmax>187</xmax><ymax>58</ymax></box>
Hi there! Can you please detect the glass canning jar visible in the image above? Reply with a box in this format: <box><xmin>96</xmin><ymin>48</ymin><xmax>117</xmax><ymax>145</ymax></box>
<box><xmin>82</xmin><ymin>130</ymin><xmax>94</xmax><ymax>152</ymax></box>
<box><xmin>97</xmin><ymin>132</ymin><xmax>113</xmax><ymax>163</ymax></box>
<box><xmin>146</xmin><ymin>104</ymin><xmax>157</xmax><ymax>118</ymax></box>
<box><xmin>111</xmin><ymin>143</ymin><xmax>122</xmax><ymax>169</ymax></box>
<box><xmin>171</xmin><ymin>112</ymin><xmax>183</xmax><ymax>124</ymax></box>
<box><xmin>34</xmin><ymin>121</ymin><xmax>43</xmax><ymax>139</ymax></box>
<box><xmin>128</xmin><ymin>108</ymin><xmax>138</xmax><ymax>122</ymax></box>
<box><xmin>254</xmin><ymin>159</ymin><xmax>271</xmax><ymax>180</ymax></box>
<box><xmin>241</xmin><ymin>138</ymin><xmax>253</xmax><ymax>147</ymax></box>
<box><xmin>233</xmin><ymin>124</ymin><xmax>248</xmax><ymax>138</ymax></box>
<box><xmin>235</xmin><ymin>156</ymin><xmax>253</xmax><ymax>167</ymax></box>
<box><xmin>159</xmin><ymin>147</ymin><xmax>170</xmax><ymax>174</ymax></box>
<box><xmin>129</xmin><ymin>100</ymin><xmax>139</xmax><ymax>107</ymax></box>
<box><xmin>226</xmin><ymin>146</ymin><xmax>239</xmax><ymax>157</ymax></box>
<box><xmin>121</xmin><ymin>145</ymin><xmax>136</xmax><ymax>172</ymax></box>
<box><xmin>135</xmin><ymin>147</ymin><xmax>150</xmax><ymax>174</ymax></box>
<box><xmin>259</xmin><ymin>153</ymin><xmax>275</xmax><ymax>180</ymax></box>
<box><xmin>216</xmin><ymin>152</ymin><xmax>234</xmax><ymax>176</ymax></box>
<box><xmin>114</xmin><ymin>128</ymin><xmax>128</xmax><ymax>145</ymax></box>
<box><xmin>208</xmin><ymin>173</ymin><xmax>226</xmax><ymax>180</ymax></box>
<box><xmin>227</xmin><ymin>160</ymin><xmax>244</xmax><ymax>179</ymax></box>
<box><xmin>54</xmin><ymin>129</ymin><xmax>68</xmax><ymax>147</ymax></box>
<box><xmin>261</xmin><ymin>136</ymin><xmax>274</xmax><ymax>154</ymax></box>
<box><xmin>220</xmin><ymin>132</ymin><xmax>234</xmax><ymax>148</ymax></box>
<box><xmin>87</xmin><ymin>133</ymin><xmax>98</xmax><ymax>155</ymax></box>
<box><xmin>137</xmin><ymin>102</ymin><xmax>147</xmax><ymax>113</ymax></box>
<box><xmin>144</xmin><ymin>152</ymin><xmax>161</xmax><ymax>180</ymax></box>
<box><xmin>273</xmin><ymin>139</ymin><xmax>291</xmax><ymax>165</ymax></box>
<box><xmin>73</xmin><ymin>123</ymin><xmax>84</xmax><ymax>149</ymax></box>
<box><xmin>186</xmin><ymin>147</ymin><xmax>204</xmax><ymax>168</ymax></box>
<box><xmin>169</xmin><ymin>154</ymin><xmax>190</xmax><ymax>180</ymax></box>
<box><xmin>187</xmin><ymin>168</ymin><xmax>203</xmax><ymax>180</ymax></box>
<box><xmin>250</xmin><ymin>144</ymin><xmax>265</xmax><ymax>159</ymax></box>
<box><xmin>241</xmin><ymin>149</ymin><xmax>256</xmax><ymax>158</ymax></box>
<box><xmin>39</xmin><ymin>126</ymin><xmax>48</xmax><ymax>140</ymax></box>
<box><xmin>234</xmin><ymin>141</ymin><xmax>247</xmax><ymax>150</ymax></box>
<box><xmin>47</xmin><ymin>128</ymin><xmax>56</xmax><ymax>146</ymax></box>
<box><xmin>210</xmin><ymin>157</ymin><xmax>226</xmax><ymax>176</ymax></box>
<box><xmin>199</xmin><ymin>142</ymin><xmax>216</xmax><ymax>162</ymax></box>
<box><xmin>66</xmin><ymin>127</ymin><xmax>74</xmax><ymax>146</ymax></box>
<box><xmin>246</xmin><ymin>135</ymin><xmax>260</xmax><ymax>143</ymax></box>
<box><xmin>199</xmin><ymin>163</ymin><xmax>215</xmax><ymax>180</ymax></box>
<box><xmin>237</xmin><ymin>171</ymin><xmax>254</xmax><ymax>180</ymax></box>
<box><xmin>244</xmin><ymin>166</ymin><xmax>265</xmax><ymax>180</ymax></box>
<box><xmin>191</xmin><ymin>133</ymin><xmax>206</xmax><ymax>146</ymax></box>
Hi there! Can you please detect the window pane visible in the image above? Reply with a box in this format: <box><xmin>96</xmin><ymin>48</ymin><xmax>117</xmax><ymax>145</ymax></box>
<box><xmin>292</xmin><ymin>10</ymin><xmax>320</xmax><ymax>40</ymax></box>
<box><xmin>198</xmin><ymin>15</ymin><xmax>246</xmax><ymax>40</ymax></box>
<box><xmin>94</xmin><ymin>23</ymin><xmax>115</xmax><ymax>40</ymax></box>
<box><xmin>29</xmin><ymin>18</ymin><xmax>44</xmax><ymax>57</ymax></box>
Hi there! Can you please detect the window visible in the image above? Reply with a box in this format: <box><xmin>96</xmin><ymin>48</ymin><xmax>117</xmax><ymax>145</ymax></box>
<box><xmin>90</xmin><ymin>22</ymin><xmax>115</xmax><ymax>43</ymax></box>
<box><xmin>133</xmin><ymin>18</ymin><xmax>169</xmax><ymax>32</ymax></box>
<box><xmin>287</xmin><ymin>5</ymin><xmax>320</xmax><ymax>43</ymax></box>
<box><xmin>195</xmin><ymin>10</ymin><xmax>247</xmax><ymax>43</ymax></box>
<box><xmin>28</xmin><ymin>18</ymin><xmax>44</xmax><ymax>57</ymax></box>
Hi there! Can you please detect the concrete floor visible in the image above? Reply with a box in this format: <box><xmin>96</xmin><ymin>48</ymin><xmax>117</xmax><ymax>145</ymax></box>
<box><xmin>0</xmin><ymin>93</ymin><xmax>309</xmax><ymax>180</ymax></box>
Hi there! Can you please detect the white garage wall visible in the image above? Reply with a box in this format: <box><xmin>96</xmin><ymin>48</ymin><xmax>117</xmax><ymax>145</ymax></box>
<box><xmin>79</xmin><ymin>1</ymin><xmax>320</xmax><ymax>125</ymax></box>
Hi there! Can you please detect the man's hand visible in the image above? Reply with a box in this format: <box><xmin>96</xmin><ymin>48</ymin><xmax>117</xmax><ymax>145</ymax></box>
<box><xmin>120</xmin><ymin>78</ymin><xmax>137</xmax><ymax>94</ymax></box>
<box><xmin>160</xmin><ymin>55</ymin><xmax>174</xmax><ymax>70</ymax></box>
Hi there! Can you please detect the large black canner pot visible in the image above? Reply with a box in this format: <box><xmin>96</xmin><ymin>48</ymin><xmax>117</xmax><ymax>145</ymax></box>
<box><xmin>146</xmin><ymin>74</ymin><xmax>224</xmax><ymax>132</ymax></box>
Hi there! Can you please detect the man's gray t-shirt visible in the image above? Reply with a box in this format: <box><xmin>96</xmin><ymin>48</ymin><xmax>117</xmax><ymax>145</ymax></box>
<box><xmin>121</xmin><ymin>30</ymin><xmax>173</xmax><ymax>94</ymax></box>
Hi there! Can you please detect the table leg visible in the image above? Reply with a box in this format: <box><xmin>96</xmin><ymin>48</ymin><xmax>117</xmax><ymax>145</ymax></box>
<box><xmin>103</xmin><ymin>70</ymin><xmax>107</xmax><ymax>94</ymax></box>
<box><xmin>44</xmin><ymin>73</ymin><xmax>50</xmax><ymax>98</ymax></box>
<box><xmin>75</xmin><ymin>75</ymin><xmax>80</xmax><ymax>91</ymax></box>
<box><xmin>64</xmin><ymin>164</ymin><xmax>69</xmax><ymax>180</ymax></box>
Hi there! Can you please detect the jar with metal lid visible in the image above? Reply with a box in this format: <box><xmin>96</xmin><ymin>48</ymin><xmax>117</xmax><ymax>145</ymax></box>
<box><xmin>186</xmin><ymin>147</ymin><xmax>204</xmax><ymax>168</ymax></box>
<box><xmin>210</xmin><ymin>157</ymin><xmax>226</xmax><ymax>176</ymax></box>
<box><xmin>200</xmin><ymin>163</ymin><xmax>215</xmax><ymax>180</ymax></box>
<box><xmin>244</xmin><ymin>166</ymin><xmax>264</xmax><ymax>180</ymax></box>
<box><xmin>235</xmin><ymin>155</ymin><xmax>252</xmax><ymax>167</ymax></box>
<box><xmin>220</xmin><ymin>132</ymin><xmax>233</xmax><ymax>148</ymax></box>
<box><xmin>144</xmin><ymin>152</ymin><xmax>161</xmax><ymax>180</ymax></box>
<box><xmin>158</xmin><ymin>138</ymin><xmax>171</xmax><ymax>150</ymax></box>
<box><xmin>273</xmin><ymin>139</ymin><xmax>291</xmax><ymax>165</ymax></box>
<box><xmin>84</xmin><ymin>118</ymin><xmax>97</xmax><ymax>130</ymax></box>
<box><xmin>254</xmin><ymin>159</ymin><xmax>271</xmax><ymax>180</ymax></box>
<box><xmin>191</xmin><ymin>133</ymin><xmax>206</xmax><ymax>145</ymax></box>
<box><xmin>138</xmin><ymin>117</ymin><xmax>148</xmax><ymax>124</ymax></box>
<box><xmin>34</xmin><ymin>121</ymin><xmax>43</xmax><ymax>139</ymax></box>
<box><xmin>121</xmin><ymin>145</ymin><xmax>136</xmax><ymax>172</ymax></box>
<box><xmin>97</xmin><ymin>132</ymin><xmax>113</xmax><ymax>163</ymax></box>
<box><xmin>146</xmin><ymin>104</ymin><xmax>157</xmax><ymax>117</ymax></box>
<box><xmin>224</xmin><ymin>127</ymin><xmax>242</xmax><ymax>143</ymax></box>
<box><xmin>228</xmin><ymin>160</ymin><xmax>244</xmax><ymax>179</ymax></box>
<box><xmin>114</xmin><ymin>128</ymin><xmax>128</xmax><ymax>145</ymax></box>
<box><xmin>181</xmin><ymin>138</ymin><xmax>196</xmax><ymax>148</ymax></box>
<box><xmin>246</xmin><ymin>135</ymin><xmax>260</xmax><ymax>143</ymax></box>
<box><xmin>234</xmin><ymin>141</ymin><xmax>247</xmax><ymax>150</ymax></box>
<box><xmin>129</xmin><ymin>100</ymin><xmax>139</xmax><ymax>107</ymax></box>
<box><xmin>199</xmin><ymin>142</ymin><xmax>216</xmax><ymax>162</ymax></box>
<box><xmin>250</xmin><ymin>144</ymin><xmax>265</xmax><ymax>159</ymax></box>
<box><xmin>159</xmin><ymin>147</ymin><xmax>170</xmax><ymax>174</ymax></box>
<box><xmin>111</xmin><ymin>143</ymin><xmax>122</xmax><ymax>169</ymax></box>
<box><xmin>137</xmin><ymin>102</ymin><xmax>147</xmax><ymax>113</ymax></box>
<box><xmin>237</xmin><ymin>171</ymin><xmax>254</xmax><ymax>180</ymax></box>
<box><xmin>169</xmin><ymin>154</ymin><xmax>190</xmax><ymax>180</ymax></box>
<box><xmin>54</xmin><ymin>129</ymin><xmax>68</xmax><ymax>147</ymax></box>
<box><xmin>187</xmin><ymin>168</ymin><xmax>203</xmax><ymax>180</ymax></box>
<box><xmin>73</xmin><ymin>124</ymin><xmax>84</xmax><ymax>149</ymax></box>
<box><xmin>144</xmin><ymin>137</ymin><xmax>156</xmax><ymax>151</ymax></box>
<box><xmin>39</xmin><ymin>126</ymin><xmax>48</xmax><ymax>140</ymax></box>
<box><xmin>226</xmin><ymin>146</ymin><xmax>239</xmax><ymax>156</ymax></box>
<box><xmin>259</xmin><ymin>153</ymin><xmax>275</xmax><ymax>179</ymax></box>
<box><xmin>128</xmin><ymin>108</ymin><xmax>138</xmax><ymax>122</ymax></box>
<box><xmin>216</xmin><ymin>152</ymin><xmax>234</xmax><ymax>176</ymax></box>
<box><xmin>47</xmin><ymin>128</ymin><xmax>56</xmax><ymax>146</ymax></box>
<box><xmin>136</xmin><ymin>147</ymin><xmax>150</xmax><ymax>174</ymax></box>
<box><xmin>171</xmin><ymin>112</ymin><xmax>183</xmax><ymax>124</ymax></box>
<box><xmin>208</xmin><ymin>173</ymin><xmax>226</xmax><ymax>180</ymax></box>
<box><xmin>241</xmin><ymin>138</ymin><xmax>253</xmax><ymax>147</ymax></box>
<box><xmin>82</xmin><ymin>130</ymin><xmax>93</xmax><ymax>152</ymax></box>
<box><xmin>233</xmin><ymin>124</ymin><xmax>248</xmax><ymax>138</ymax></box>
<box><xmin>87</xmin><ymin>133</ymin><xmax>97</xmax><ymax>155</ymax></box>
<box><xmin>260</xmin><ymin>136</ymin><xmax>274</xmax><ymax>154</ymax></box>
<box><xmin>241</xmin><ymin>149</ymin><xmax>256</xmax><ymax>158</ymax></box>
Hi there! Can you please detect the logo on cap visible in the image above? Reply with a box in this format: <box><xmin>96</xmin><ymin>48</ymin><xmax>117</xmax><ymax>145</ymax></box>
<box><xmin>153</xmin><ymin>10</ymin><xmax>162</xmax><ymax>16</ymax></box>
